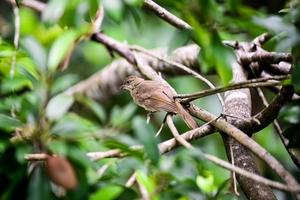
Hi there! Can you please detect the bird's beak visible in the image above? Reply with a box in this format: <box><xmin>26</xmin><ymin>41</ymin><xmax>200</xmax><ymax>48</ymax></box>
<box><xmin>120</xmin><ymin>84</ymin><xmax>126</xmax><ymax>90</ymax></box>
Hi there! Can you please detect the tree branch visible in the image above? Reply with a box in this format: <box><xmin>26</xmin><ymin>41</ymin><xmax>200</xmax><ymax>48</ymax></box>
<box><xmin>188</xmin><ymin>105</ymin><xmax>300</xmax><ymax>194</ymax></box>
<box><xmin>175</xmin><ymin>75</ymin><xmax>289</xmax><ymax>103</ymax></box>
<box><xmin>143</xmin><ymin>0</ymin><xmax>192</xmax><ymax>30</ymax></box>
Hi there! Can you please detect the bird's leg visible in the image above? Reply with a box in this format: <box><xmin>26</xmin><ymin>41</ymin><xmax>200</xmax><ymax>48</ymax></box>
<box><xmin>146</xmin><ymin>112</ymin><xmax>155</xmax><ymax>124</ymax></box>
<box><xmin>155</xmin><ymin>113</ymin><xmax>168</xmax><ymax>137</ymax></box>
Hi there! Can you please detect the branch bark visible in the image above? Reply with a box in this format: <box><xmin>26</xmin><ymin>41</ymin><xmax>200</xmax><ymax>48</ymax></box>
<box><xmin>221</xmin><ymin>61</ymin><xmax>277</xmax><ymax>200</ymax></box>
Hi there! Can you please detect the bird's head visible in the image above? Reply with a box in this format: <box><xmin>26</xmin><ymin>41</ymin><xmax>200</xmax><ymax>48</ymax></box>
<box><xmin>120</xmin><ymin>76</ymin><xmax>144</xmax><ymax>91</ymax></box>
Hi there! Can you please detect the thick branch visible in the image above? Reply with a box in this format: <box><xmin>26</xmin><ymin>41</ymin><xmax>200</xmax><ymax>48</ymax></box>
<box><xmin>249</xmin><ymin>86</ymin><xmax>294</xmax><ymax>133</ymax></box>
<box><xmin>188</xmin><ymin>106</ymin><xmax>300</xmax><ymax>194</ymax></box>
<box><xmin>65</xmin><ymin>44</ymin><xmax>201</xmax><ymax>100</ymax></box>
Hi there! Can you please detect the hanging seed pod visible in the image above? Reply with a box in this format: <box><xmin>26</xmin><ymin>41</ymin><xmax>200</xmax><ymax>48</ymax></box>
<box><xmin>45</xmin><ymin>155</ymin><xmax>78</xmax><ymax>190</ymax></box>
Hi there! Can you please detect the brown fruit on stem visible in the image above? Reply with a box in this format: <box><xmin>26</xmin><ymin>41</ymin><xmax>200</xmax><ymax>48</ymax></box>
<box><xmin>45</xmin><ymin>155</ymin><xmax>78</xmax><ymax>190</ymax></box>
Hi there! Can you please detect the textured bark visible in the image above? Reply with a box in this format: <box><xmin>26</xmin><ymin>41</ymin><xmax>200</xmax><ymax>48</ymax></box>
<box><xmin>222</xmin><ymin>62</ymin><xmax>277</xmax><ymax>200</ymax></box>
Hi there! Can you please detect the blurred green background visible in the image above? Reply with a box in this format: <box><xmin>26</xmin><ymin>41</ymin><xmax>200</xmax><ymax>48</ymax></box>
<box><xmin>0</xmin><ymin>0</ymin><xmax>300</xmax><ymax>199</ymax></box>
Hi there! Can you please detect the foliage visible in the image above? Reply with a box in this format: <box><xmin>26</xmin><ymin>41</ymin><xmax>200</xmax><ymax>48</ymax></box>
<box><xmin>0</xmin><ymin>0</ymin><xmax>299</xmax><ymax>199</ymax></box>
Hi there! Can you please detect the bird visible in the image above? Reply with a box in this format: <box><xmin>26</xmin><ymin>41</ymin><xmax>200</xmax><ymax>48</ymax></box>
<box><xmin>121</xmin><ymin>76</ymin><xmax>198</xmax><ymax>129</ymax></box>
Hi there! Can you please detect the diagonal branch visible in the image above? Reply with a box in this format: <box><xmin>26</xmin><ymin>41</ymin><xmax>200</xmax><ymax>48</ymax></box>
<box><xmin>143</xmin><ymin>0</ymin><xmax>192</xmax><ymax>30</ymax></box>
<box><xmin>188</xmin><ymin>105</ymin><xmax>300</xmax><ymax>193</ymax></box>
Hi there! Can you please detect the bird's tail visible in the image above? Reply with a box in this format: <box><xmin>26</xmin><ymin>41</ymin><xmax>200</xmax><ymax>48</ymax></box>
<box><xmin>174</xmin><ymin>100</ymin><xmax>198</xmax><ymax>129</ymax></box>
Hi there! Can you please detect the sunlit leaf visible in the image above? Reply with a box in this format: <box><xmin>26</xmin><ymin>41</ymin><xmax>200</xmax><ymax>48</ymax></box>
<box><xmin>46</xmin><ymin>93</ymin><xmax>74</xmax><ymax>120</ymax></box>
<box><xmin>0</xmin><ymin>114</ymin><xmax>22</xmax><ymax>131</ymax></box>
<box><xmin>47</xmin><ymin>30</ymin><xmax>78</xmax><ymax>72</ymax></box>
<box><xmin>135</xmin><ymin>170</ymin><xmax>157</xmax><ymax>197</ymax></box>
<box><xmin>196</xmin><ymin>172</ymin><xmax>217</xmax><ymax>194</ymax></box>
<box><xmin>90</xmin><ymin>185</ymin><xmax>124</xmax><ymax>200</ymax></box>
<box><xmin>42</xmin><ymin>0</ymin><xmax>68</xmax><ymax>24</ymax></box>
<box><xmin>21</xmin><ymin>37</ymin><xmax>47</xmax><ymax>73</ymax></box>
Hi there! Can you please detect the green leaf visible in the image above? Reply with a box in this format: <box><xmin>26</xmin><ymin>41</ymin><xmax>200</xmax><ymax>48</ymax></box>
<box><xmin>110</xmin><ymin>103</ymin><xmax>137</xmax><ymax>127</ymax></box>
<box><xmin>292</xmin><ymin>60</ymin><xmax>300</xmax><ymax>95</ymax></box>
<box><xmin>51</xmin><ymin>74</ymin><xmax>80</xmax><ymax>95</ymax></box>
<box><xmin>279</xmin><ymin>102</ymin><xmax>300</xmax><ymax>124</ymax></box>
<box><xmin>132</xmin><ymin>117</ymin><xmax>159</xmax><ymax>164</ymax></box>
<box><xmin>135</xmin><ymin>171</ymin><xmax>154</xmax><ymax>193</ymax></box>
<box><xmin>283</xmin><ymin>124</ymin><xmax>300</xmax><ymax>148</ymax></box>
<box><xmin>28</xmin><ymin>165</ymin><xmax>52</xmax><ymax>200</ymax></box>
<box><xmin>0</xmin><ymin>114</ymin><xmax>22</xmax><ymax>131</ymax></box>
<box><xmin>90</xmin><ymin>185</ymin><xmax>124</xmax><ymax>200</ymax></box>
<box><xmin>124</xmin><ymin>0</ymin><xmax>143</xmax><ymax>7</ymax></box>
<box><xmin>42</xmin><ymin>0</ymin><xmax>68</xmax><ymax>24</ymax></box>
<box><xmin>0</xmin><ymin>76</ymin><xmax>32</xmax><ymax>95</ymax></box>
<box><xmin>75</xmin><ymin>95</ymin><xmax>106</xmax><ymax>123</ymax></box>
<box><xmin>21</xmin><ymin>37</ymin><xmax>47</xmax><ymax>73</ymax></box>
<box><xmin>103</xmin><ymin>0</ymin><xmax>124</xmax><ymax>22</ymax></box>
<box><xmin>196</xmin><ymin>172</ymin><xmax>217</xmax><ymax>194</ymax></box>
<box><xmin>47</xmin><ymin>30</ymin><xmax>78</xmax><ymax>72</ymax></box>
<box><xmin>50</xmin><ymin>113</ymin><xmax>99</xmax><ymax>137</ymax></box>
<box><xmin>46</xmin><ymin>93</ymin><xmax>74</xmax><ymax>120</ymax></box>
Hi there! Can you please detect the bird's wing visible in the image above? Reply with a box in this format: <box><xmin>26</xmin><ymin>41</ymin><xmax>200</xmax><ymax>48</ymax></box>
<box><xmin>133</xmin><ymin>82</ymin><xmax>177</xmax><ymax>113</ymax></box>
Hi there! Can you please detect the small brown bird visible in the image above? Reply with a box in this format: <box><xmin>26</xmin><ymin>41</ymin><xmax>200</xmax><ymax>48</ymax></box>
<box><xmin>121</xmin><ymin>76</ymin><xmax>198</xmax><ymax>129</ymax></box>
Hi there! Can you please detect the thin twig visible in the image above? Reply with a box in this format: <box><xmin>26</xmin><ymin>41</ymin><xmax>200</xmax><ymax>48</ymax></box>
<box><xmin>252</xmin><ymin>33</ymin><xmax>273</xmax><ymax>46</ymax></box>
<box><xmin>92</xmin><ymin>3</ymin><xmax>104</xmax><ymax>33</ymax></box>
<box><xmin>143</xmin><ymin>0</ymin><xmax>192</xmax><ymax>30</ymax></box>
<box><xmin>229</xmin><ymin>145</ymin><xmax>240</xmax><ymax>196</ymax></box>
<box><xmin>166</xmin><ymin>114</ymin><xmax>193</xmax><ymax>148</ymax></box>
<box><xmin>5</xmin><ymin>0</ymin><xmax>46</xmax><ymax>12</ymax></box>
<box><xmin>175</xmin><ymin>75</ymin><xmax>289</xmax><ymax>103</ymax></box>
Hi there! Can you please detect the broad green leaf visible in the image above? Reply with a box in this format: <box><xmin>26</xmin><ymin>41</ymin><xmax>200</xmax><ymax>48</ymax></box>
<box><xmin>50</xmin><ymin>113</ymin><xmax>99</xmax><ymax>137</ymax></box>
<box><xmin>46</xmin><ymin>93</ymin><xmax>74</xmax><ymax>120</ymax></box>
<box><xmin>279</xmin><ymin>102</ymin><xmax>300</xmax><ymax>124</ymax></box>
<box><xmin>0</xmin><ymin>114</ymin><xmax>22</xmax><ymax>131</ymax></box>
<box><xmin>21</xmin><ymin>37</ymin><xmax>47</xmax><ymax>73</ymax></box>
<box><xmin>196</xmin><ymin>172</ymin><xmax>217</xmax><ymax>194</ymax></box>
<box><xmin>110</xmin><ymin>103</ymin><xmax>137</xmax><ymax>127</ymax></box>
<box><xmin>75</xmin><ymin>95</ymin><xmax>106</xmax><ymax>123</ymax></box>
<box><xmin>214</xmin><ymin>43</ymin><xmax>234</xmax><ymax>85</ymax></box>
<box><xmin>124</xmin><ymin>0</ymin><xmax>143</xmax><ymax>7</ymax></box>
<box><xmin>47</xmin><ymin>30</ymin><xmax>78</xmax><ymax>72</ymax></box>
<box><xmin>103</xmin><ymin>0</ymin><xmax>124</xmax><ymax>22</ymax></box>
<box><xmin>135</xmin><ymin>170</ymin><xmax>158</xmax><ymax>200</ymax></box>
<box><xmin>28</xmin><ymin>165</ymin><xmax>52</xmax><ymax>200</ymax></box>
<box><xmin>0</xmin><ymin>76</ymin><xmax>32</xmax><ymax>95</ymax></box>
<box><xmin>90</xmin><ymin>185</ymin><xmax>124</xmax><ymax>200</ymax></box>
<box><xmin>51</xmin><ymin>74</ymin><xmax>79</xmax><ymax>94</ymax></box>
<box><xmin>20</xmin><ymin>8</ymin><xmax>39</xmax><ymax>35</ymax></box>
<box><xmin>133</xmin><ymin>117</ymin><xmax>159</xmax><ymax>164</ymax></box>
<box><xmin>42</xmin><ymin>0</ymin><xmax>68</xmax><ymax>24</ymax></box>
